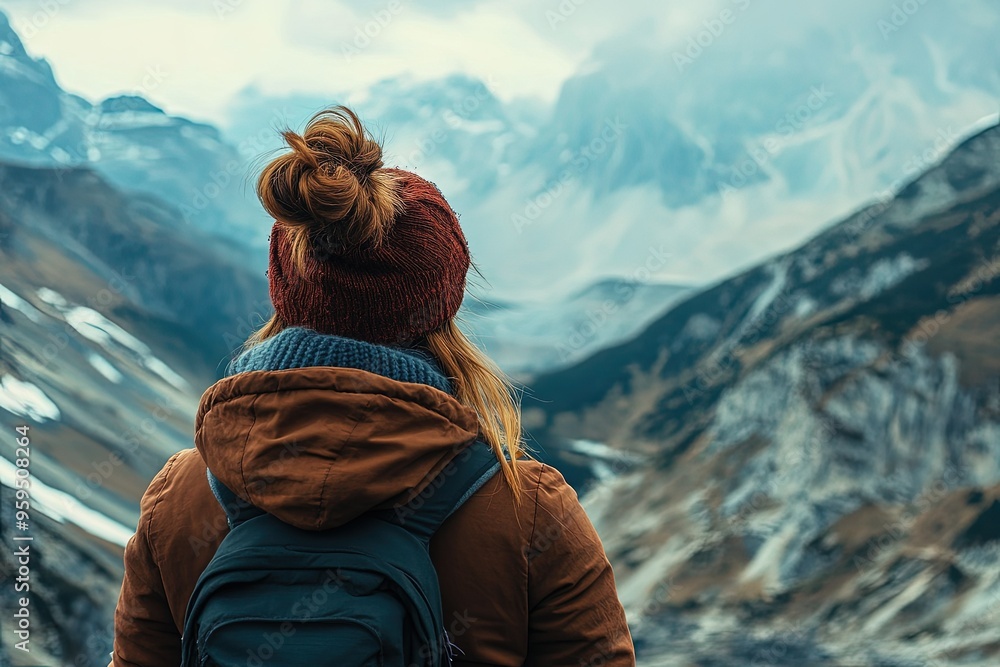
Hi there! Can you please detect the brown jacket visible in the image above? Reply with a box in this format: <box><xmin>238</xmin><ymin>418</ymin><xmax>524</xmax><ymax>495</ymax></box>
<box><xmin>112</xmin><ymin>365</ymin><xmax>635</xmax><ymax>666</ymax></box>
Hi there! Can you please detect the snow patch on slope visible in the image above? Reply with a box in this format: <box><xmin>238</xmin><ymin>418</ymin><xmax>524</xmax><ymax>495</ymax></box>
<box><xmin>34</xmin><ymin>287</ymin><xmax>189</xmax><ymax>390</ymax></box>
<box><xmin>0</xmin><ymin>281</ymin><xmax>43</xmax><ymax>322</ymax></box>
<box><xmin>746</xmin><ymin>260</ymin><xmax>789</xmax><ymax>323</ymax></box>
<box><xmin>830</xmin><ymin>253</ymin><xmax>929</xmax><ymax>300</ymax></box>
<box><xmin>86</xmin><ymin>353</ymin><xmax>124</xmax><ymax>384</ymax></box>
<box><xmin>0</xmin><ymin>375</ymin><xmax>60</xmax><ymax>421</ymax></box>
<box><xmin>0</xmin><ymin>457</ymin><xmax>133</xmax><ymax>546</ymax></box>
<box><xmin>567</xmin><ymin>438</ymin><xmax>646</xmax><ymax>481</ymax></box>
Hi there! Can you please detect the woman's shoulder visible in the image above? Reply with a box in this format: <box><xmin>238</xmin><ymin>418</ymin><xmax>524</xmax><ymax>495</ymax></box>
<box><xmin>137</xmin><ymin>448</ymin><xmax>224</xmax><ymax>549</ymax></box>
<box><xmin>454</xmin><ymin>457</ymin><xmax>587</xmax><ymax>542</ymax></box>
<box><xmin>463</xmin><ymin>457</ymin><xmax>575</xmax><ymax>503</ymax></box>
<box><xmin>512</xmin><ymin>458</ymin><xmax>584</xmax><ymax>508</ymax></box>
<box><xmin>139</xmin><ymin>448</ymin><xmax>209</xmax><ymax>505</ymax></box>
<box><xmin>514</xmin><ymin>460</ymin><xmax>596</xmax><ymax>545</ymax></box>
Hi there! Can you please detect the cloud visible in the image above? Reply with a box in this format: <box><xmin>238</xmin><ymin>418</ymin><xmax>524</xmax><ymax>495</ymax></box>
<box><xmin>0</xmin><ymin>0</ymin><xmax>590</xmax><ymax>125</ymax></box>
<box><xmin>280</xmin><ymin>1</ymin><xmax>578</xmax><ymax>103</ymax></box>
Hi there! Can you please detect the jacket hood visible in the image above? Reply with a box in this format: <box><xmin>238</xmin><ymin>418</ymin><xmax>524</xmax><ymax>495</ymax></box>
<box><xmin>194</xmin><ymin>330</ymin><xmax>480</xmax><ymax>530</ymax></box>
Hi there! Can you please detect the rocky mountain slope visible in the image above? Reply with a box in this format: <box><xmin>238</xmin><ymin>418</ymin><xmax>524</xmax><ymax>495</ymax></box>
<box><xmin>526</xmin><ymin>123</ymin><xmax>1000</xmax><ymax>665</ymax></box>
<box><xmin>0</xmin><ymin>160</ymin><xmax>267</xmax><ymax>666</ymax></box>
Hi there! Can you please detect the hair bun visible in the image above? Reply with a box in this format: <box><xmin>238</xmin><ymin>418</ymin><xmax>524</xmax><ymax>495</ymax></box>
<box><xmin>257</xmin><ymin>106</ymin><xmax>402</xmax><ymax>269</ymax></box>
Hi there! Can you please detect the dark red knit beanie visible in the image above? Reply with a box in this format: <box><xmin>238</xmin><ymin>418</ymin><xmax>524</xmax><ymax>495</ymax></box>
<box><xmin>266</xmin><ymin>167</ymin><xmax>470</xmax><ymax>345</ymax></box>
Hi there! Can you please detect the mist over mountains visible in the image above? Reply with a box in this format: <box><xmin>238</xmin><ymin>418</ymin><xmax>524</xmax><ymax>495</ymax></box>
<box><xmin>220</xmin><ymin>0</ymin><xmax>998</xmax><ymax>300</ymax></box>
<box><xmin>3</xmin><ymin>0</ymin><xmax>996</xmax><ymax>301</ymax></box>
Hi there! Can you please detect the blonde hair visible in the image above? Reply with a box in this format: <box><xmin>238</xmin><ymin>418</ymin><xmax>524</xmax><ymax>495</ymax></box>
<box><xmin>425</xmin><ymin>318</ymin><xmax>525</xmax><ymax>500</ymax></box>
<box><xmin>246</xmin><ymin>105</ymin><xmax>526</xmax><ymax>501</ymax></box>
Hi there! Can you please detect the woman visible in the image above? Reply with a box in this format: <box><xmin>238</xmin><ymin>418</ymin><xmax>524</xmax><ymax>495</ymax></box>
<box><xmin>111</xmin><ymin>106</ymin><xmax>635</xmax><ymax>666</ymax></box>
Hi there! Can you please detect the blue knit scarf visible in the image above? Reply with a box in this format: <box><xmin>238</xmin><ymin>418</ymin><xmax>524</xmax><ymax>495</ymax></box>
<box><xmin>226</xmin><ymin>326</ymin><xmax>453</xmax><ymax>394</ymax></box>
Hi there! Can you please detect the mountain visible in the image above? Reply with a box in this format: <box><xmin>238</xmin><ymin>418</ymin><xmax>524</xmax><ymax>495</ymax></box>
<box><xmin>463</xmin><ymin>279</ymin><xmax>692</xmax><ymax>376</ymax></box>
<box><xmin>0</xmin><ymin>11</ymin><xmax>269</xmax><ymax>249</ymax></box>
<box><xmin>0</xmin><ymin>159</ymin><xmax>267</xmax><ymax>666</ymax></box>
<box><xmin>524</xmin><ymin>123</ymin><xmax>1000</xmax><ymax>665</ymax></box>
<box><xmin>0</xmin><ymin>162</ymin><xmax>268</xmax><ymax>371</ymax></box>
<box><xmin>2</xmin><ymin>10</ymin><xmax>671</xmax><ymax>376</ymax></box>
<box><xmin>222</xmin><ymin>0</ymin><xmax>1000</xmax><ymax>301</ymax></box>
<box><xmin>4</xmin><ymin>2</ymin><xmax>998</xmax><ymax>300</ymax></box>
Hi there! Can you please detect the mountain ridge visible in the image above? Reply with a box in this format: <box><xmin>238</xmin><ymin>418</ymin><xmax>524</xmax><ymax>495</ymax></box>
<box><xmin>523</xmin><ymin>122</ymin><xmax>1000</xmax><ymax>665</ymax></box>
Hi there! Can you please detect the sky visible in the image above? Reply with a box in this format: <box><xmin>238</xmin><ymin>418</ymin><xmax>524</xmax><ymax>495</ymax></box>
<box><xmin>1</xmin><ymin>0</ymin><xmax>933</xmax><ymax>128</ymax></box>
<box><xmin>0</xmin><ymin>0</ymin><xmax>996</xmax><ymax>299</ymax></box>
<box><xmin>0</xmin><ymin>0</ymin><xmax>681</xmax><ymax>127</ymax></box>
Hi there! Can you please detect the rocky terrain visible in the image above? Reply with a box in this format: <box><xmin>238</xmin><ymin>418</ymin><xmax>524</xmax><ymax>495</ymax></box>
<box><xmin>0</xmin><ymin>159</ymin><xmax>267</xmax><ymax>666</ymax></box>
<box><xmin>526</xmin><ymin>123</ymin><xmax>1000</xmax><ymax>665</ymax></box>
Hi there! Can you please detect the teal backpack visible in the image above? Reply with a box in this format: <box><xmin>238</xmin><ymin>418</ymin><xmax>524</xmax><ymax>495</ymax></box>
<box><xmin>180</xmin><ymin>440</ymin><xmax>500</xmax><ymax>667</ymax></box>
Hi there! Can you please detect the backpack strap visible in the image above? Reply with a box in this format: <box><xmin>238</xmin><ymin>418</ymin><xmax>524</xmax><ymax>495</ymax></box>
<box><xmin>376</xmin><ymin>439</ymin><xmax>503</xmax><ymax>543</ymax></box>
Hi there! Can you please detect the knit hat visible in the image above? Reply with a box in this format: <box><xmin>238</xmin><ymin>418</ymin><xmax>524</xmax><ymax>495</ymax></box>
<box><xmin>259</xmin><ymin>108</ymin><xmax>470</xmax><ymax>345</ymax></box>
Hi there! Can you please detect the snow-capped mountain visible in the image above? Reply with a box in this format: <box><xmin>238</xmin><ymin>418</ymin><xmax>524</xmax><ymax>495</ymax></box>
<box><xmin>7</xmin><ymin>0</ymin><xmax>996</xmax><ymax>302</ymax></box>
<box><xmin>221</xmin><ymin>0</ymin><xmax>999</xmax><ymax>301</ymax></box>
<box><xmin>526</xmin><ymin>122</ymin><xmax>1000</xmax><ymax>665</ymax></box>
<box><xmin>0</xmin><ymin>11</ymin><xmax>269</xmax><ymax>248</ymax></box>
